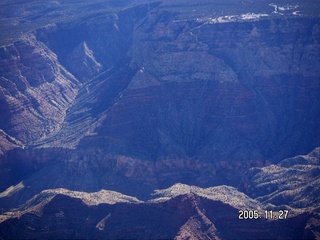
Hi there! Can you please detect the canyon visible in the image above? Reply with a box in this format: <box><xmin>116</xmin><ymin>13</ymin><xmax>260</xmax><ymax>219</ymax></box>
<box><xmin>0</xmin><ymin>0</ymin><xmax>319</xmax><ymax>238</ymax></box>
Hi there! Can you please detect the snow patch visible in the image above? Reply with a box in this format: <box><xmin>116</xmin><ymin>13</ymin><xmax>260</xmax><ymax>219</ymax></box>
<box><xmin>200</xmin><ymin>3</ymin><xmax>301</xmax><ymax>25</ymax></box>
<box><xmin>205</xmin><ymin>13</ymin><xmax>269</xmax><ymax>24</ymax></box>
<box><xmin>269</xmin><ymin>3</ymin><xmax>299</xmax><ymax>15</ymax></box>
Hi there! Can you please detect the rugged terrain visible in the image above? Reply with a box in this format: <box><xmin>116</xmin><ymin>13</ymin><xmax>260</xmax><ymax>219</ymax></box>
<box><xmin>0</xmin><ymin>182</ymin><xmax>319</xmax><ymax>239</ymax></box>
<box><xmin>0</xmin><ymin>0</ymin><xmax>319</xmax><ymax>238</ymax></box>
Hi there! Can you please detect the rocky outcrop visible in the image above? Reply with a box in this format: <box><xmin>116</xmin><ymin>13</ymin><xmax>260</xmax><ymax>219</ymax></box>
<box><xmin>0</xmin><ymin>184</ymin><xmax>318</xmax><ymax>239</ymax></box>
<box><xmin>237</xmin><ymin>147</ymin><xmax>320</xmax><ymax>238</ymax></box>
<box><xmin>240</xmin><ymin>147</ymin><xmax>320</xmax><ymax>209</ymax></box>
<box><xmin>0</xmin><ymin>129</ymin><xmax>23</xmax><ymax>156</ymax></box>
<box><xmin>66</xmin><ymin>41</ymin><xmax>103</xmax><ymax>82</ymax></box>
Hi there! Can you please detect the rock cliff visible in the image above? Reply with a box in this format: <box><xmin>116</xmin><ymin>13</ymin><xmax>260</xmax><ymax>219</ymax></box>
<box><xmin>0</xmin><ymin>0</ymin><xmax>319</xmax><ymax>238</ymax></box>
<box><xmin>0</xmin><ymin>183</ymin><xmax>318</xmax><ymax>239</ymax></box>
<box><xmin>240</xmin><ymin>147</ymin><xmax>320</xmax><ymax>208</ymax></box>
<box><xmin>0</xmin><ymin>35</ymin><xmax>79</xmax><ymax>146</ymax></box>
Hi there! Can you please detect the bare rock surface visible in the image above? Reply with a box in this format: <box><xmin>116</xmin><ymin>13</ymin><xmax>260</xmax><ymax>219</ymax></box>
<box><xmin>1</xmin><ymin>146</ymin><xmax>319</xmax><ymax>238</ymax></box>
<box><xmin>0</xmin><ymin>34</ymin><xmax>80</xmax><ymax>145</ymax></box>
<box><xmin>151</xmin><ymin>183</ymin><xmax>265</xmax><ymax>210</ymax></box>
<box><xmin>0</xmin><ymin>182</ymin><xmax>318</xmax><ymax>239</ymax></box>
<box><xmin>66</xmin><ymin>41</ymin><xmax>103</xmax><ymax>82</ymax></box>
<box><xmin>241</xmin><ymin>147</ymin><xmax>320</xmax><ymax>209</ymax></box>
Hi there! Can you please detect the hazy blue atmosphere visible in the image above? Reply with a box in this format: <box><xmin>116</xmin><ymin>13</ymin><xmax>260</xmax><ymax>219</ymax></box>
<box><xmin>0</xmin><ymin>0</ymin><xmax>319</xmax><ymax>239</ymax></box>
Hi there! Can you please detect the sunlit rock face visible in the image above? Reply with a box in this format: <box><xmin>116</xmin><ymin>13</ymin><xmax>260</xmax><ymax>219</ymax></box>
<box><xmin>0</xmin><ymin>184</ymin><xmax>318</xmax><ymax>239</ymax></box>
<box><xmin>240</xmin><ymin>147</ymin><xmax>320</xmax><ymax>208</ymax></box>
<box><xmin>65</xmin><ymin>41</ymin><xmax>103</xmax><ymax>82</ymax></box>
